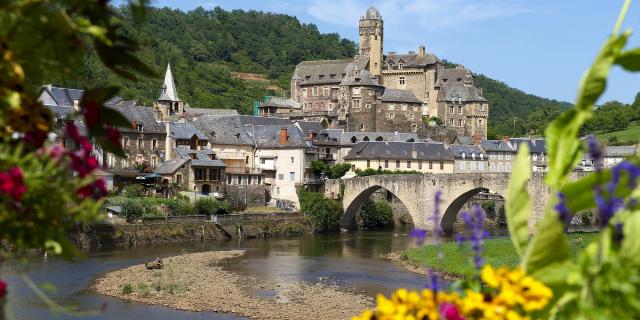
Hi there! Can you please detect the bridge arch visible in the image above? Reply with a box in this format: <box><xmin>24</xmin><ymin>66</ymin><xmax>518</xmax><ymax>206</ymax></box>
<box><xmin>341</xmin><ymin>185</ymin><xmax>414</xmax><ymax>228</ymax></box>
<box><xmin>440</xmin><ymin>187</ymin><xmax>499</xmax><ymax>234</ymax></box>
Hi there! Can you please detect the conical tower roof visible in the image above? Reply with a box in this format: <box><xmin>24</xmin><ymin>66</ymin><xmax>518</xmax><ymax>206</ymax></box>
<box><xmin>159</xmin><ymin>63</ymin><xmax>179</xmax><ymax>101</ymax></box>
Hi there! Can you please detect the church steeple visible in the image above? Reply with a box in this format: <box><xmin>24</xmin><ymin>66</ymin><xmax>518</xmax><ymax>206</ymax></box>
<box><xmin>159</xmin><ymin>63</ymin><xmax>179</xmax><ymax>101</ymax></box>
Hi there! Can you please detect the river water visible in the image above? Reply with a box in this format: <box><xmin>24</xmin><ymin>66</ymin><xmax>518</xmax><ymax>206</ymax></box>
<box><xmin>2</xmin><ymin>229</ymin><xmax>439</xmax><ymax>320</ymax></box>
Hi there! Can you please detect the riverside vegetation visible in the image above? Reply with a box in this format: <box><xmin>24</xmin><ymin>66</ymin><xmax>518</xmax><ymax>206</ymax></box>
<box><xmin>355</xmin><ymin>1</ymin><xmax>640</xmax><ymax>319</ymax></box>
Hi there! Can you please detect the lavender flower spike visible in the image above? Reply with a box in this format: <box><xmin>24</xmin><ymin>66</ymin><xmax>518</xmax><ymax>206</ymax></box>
<box><xmin>554</xmin><ymin>192</ymin><xmax>572</xmax><ymax>231</ymax></box>
<box><xmin>587</xmin><ymin>136</ymin><xmax>604</xmax><ymax>172</ymax></box>
<box><xmin>409</xmin><ymin>228</ymin><xmax>428</xmax><ymax>245</ymax></box>
<box><xmin>461</xmin><ymin>205</ymin><xmax>488</xmax><ymax>271</ymax></box>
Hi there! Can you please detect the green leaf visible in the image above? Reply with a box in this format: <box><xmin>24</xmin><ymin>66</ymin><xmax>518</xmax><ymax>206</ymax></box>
<box><xmin>545</xmin><ymin>32</ymin><xmax>630</xmax><ymax>189</ymax></box>
<box><xmin>615</xmin><ymin>47</ymin><xmax>640</xmax><ymax>71</ymax></box>
<box><xmin>523</xmin><ymin>207</ymin><xmax>571</xmax><ymax>276</ymax></box>
<box><xmin>620</xmin><ymin>210</ymin><xmax>640</xmax><ymax>263</ymax></box>
<box><xmin>505</xmin><ymin>144</ymin><xmax>531</xmax><ymax>258</ymax></box>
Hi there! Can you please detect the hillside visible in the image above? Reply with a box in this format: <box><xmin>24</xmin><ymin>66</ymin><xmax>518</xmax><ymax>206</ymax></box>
<box><xmin>48</xmin><ymin>6</ymin><xmax>570</xmax><ymax>136</ymax></box>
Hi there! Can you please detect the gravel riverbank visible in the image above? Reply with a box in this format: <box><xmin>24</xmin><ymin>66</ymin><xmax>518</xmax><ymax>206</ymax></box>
<box><xmin>94</xmin><ymin>250</ymin><xmax>373</xmax><ymax>319</ymax></box>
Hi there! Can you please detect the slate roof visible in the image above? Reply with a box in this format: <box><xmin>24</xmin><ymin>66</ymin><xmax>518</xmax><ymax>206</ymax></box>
<box><xmin>452</xmin><ymin>136</ymin><xmax>475</xmax><ymax>145</ymax></box>
<box><xmin>604</xmin><ymin>145</ymin><xmax>637</xmax><ymax>157</ymax></box>
<box><xmin>159</xmin><ymin>63</ymin><xmax>179</xmax><ymax>101</ymax></box>
<box><xmin>450</xmin><ymin>145</ymin><xmax>486</xmax><ymax>159</ymax></box>
<box><xmin>480</xmin><ymin>140</ymin><xmax>517</xmax><ymax>153</ymax></box>
<box><xmin>295</xmin><ymin>121</ymin><xmax>325</xmax><ymax>136</ymax></box>
<box><xmin>384</xmin><ymin>52</ymin><xmax>439</xmax><ymax>69</ymax></box>
<box><xmin>292</xmin><ymin>57</ymin><xmax>369</xmax><ymax>85</ymax></box>
<box><xmin>184</xmin><ymin>105</ymin><xmax>238</xmax><ymax>116</ymax></box>
<box><xmin>365</xmin><ymin>6</ymin><xmax>381</xmax><ymax>19</ymax></box>
<box><xmin>436</xmin><ymin>67</ymin><xmax>474</xmax><ymax>86</ymax></box>
<box><xmin>344</xmin><ymin>141</ymin><xmax>453</xmax><ymax>161</ymax></box>
<box><xmin>192</xmin><ymin>115</ymin><xmax>254</xmax><ymax>146</ymax></box>
<box><xmin>239</xmin><ymin>115</ymin><xmax>291</xmax><ymax>126</ymax></box>
<box><xmin>247</xmin><ymin>124</ymin><xmax>313</xmax><ymax>149</ymax></box>
<box><xmin>47</xmin><ymin>105</ymin><xmax>76</xmax><ymax>120</ymax></box>
<box><xmin>437</xmin><ymin>82</ymin><xmax>487</xmax><ymax>103</ymax></box>
<box><xmin>170</xmin><ymin>122</ymin><xmax>207</xmax><ymax>140</ymax></box>
<box><xmin>39</xmin><ymin>86</ymin><xmax>84</xmax><ymax>107</ymax></box>
<box><xmin>380</xmin><ymin>88</ymin><xmax>421</xmax><ymax>103</ymax></box>
<box><xmin>154</xmin><ymin>158</ymin><xmax>188</xmax><ymax>174</ymax></box>
<box><xmin>511</xmin><ymin>138</ymin><xmax>547</xmax><ymax>154</ymax></box>
<box><xmin>339</xmin><ymin>131</ymin><xmax>419</xmax><ymax>145</ymax></box>
<box><xmin>175</xmin><ymin>147</ymin><xmax>225</xmax><ymax>167</ymax></box>
<box><xmin>261</xmin><ymin>97</ymin><xmax>301</xmax><ymax>109</ymax></box>
<box><xmin>110</xmin><ymin>105</ymin><xmax>165</xmax><ymax>134</ymax></box>
<box><xmin>339</xmin><ymin>66</ymin><xmax>381</xmax><ymax>87</ymax></box>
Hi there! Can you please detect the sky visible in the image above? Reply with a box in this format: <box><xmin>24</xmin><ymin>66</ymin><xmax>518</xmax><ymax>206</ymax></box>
<box><xmin>147</xmin><ymin>0</ymin><xmax>640</xmax><ymax>104</ymax></box>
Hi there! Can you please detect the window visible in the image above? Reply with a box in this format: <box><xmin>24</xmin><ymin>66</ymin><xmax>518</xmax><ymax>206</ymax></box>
<box><xmin>137</xmin><ymin>139</ymin><xmax>143</xmax><ymax>149</ymax></box>
<box><xmin>449</xmin><ymin>106</ymin><xmax>454</xmax><ymax>114</ymax></box>
<box><xmin>449</xmin><ymin>119</ymin><xmax>454</xmax><ymax>126</ymax></box>
<box><xmin>533</xmin><ymin>154</ymin><xmax>538</xmax><ymax>161</ymax></box>
<box><xmin>460</xmin><ymin>161</ymin><xmax>466</xmax><ymax>170</ymax></box>
<box><xmin>498</xmin><ymin>154</ymin><xmax>503</xmax><ymax>160</ymax></box>
<box><xmin>490</xmin><ymin>163</ymin><xmax>496</xmax><ymax>171</ymax></box>
<box><xmin>396</xmin><ymin>160</ymin><xmax>400</xmax><ymax>168</ymax></box>
<box><xmin>401</xmin><ymin>104</ymin><xmax>407</xmax><ymax>111</ymax></box>
<box><xmin>429</xmin><ymin>161</ymin><xmax>433</xmax><ymax>169</ymax></box>
<box><xmin>136</xmin><ymin>124</ymin><xmax>144</xmax><ymax>132</ymax></box>
<box><xmin>470</xmin><ymin>161</ymin><xmax>476</xmax><ymax>171</ymax></box>
<box><xmin>387</xmin><ymin>112</ymin><xmax>395</xmax><ymax>119</ymax></box>
<box><xmin>409</xmin><ymin>113</ymin><xmax>415</xmax><ymax>119</ymax></box>
<box><xmin>418</xmin><ymin>161</ymin><xmax>423</xmax><ymax>169</ymax></box>
<box><xmin>323</xmin><ymin>87</ymin><xmax>329</xmax><ymax>96</ymax></box>
<box><xmin>107</xmin><ymin>154</ymin><xmax>114</xmax><ymax>168</ymax></box>
<box><xmin>123</xmin><ymin>138</ymin><xmax>129</xmax><ymax>147</ymax></box>
<box><xmin>506</xmin><ymin>154</ymin><xmax>512</xmax><ymax>160</ymax></box>
<box><xmin>291</xmin><ymin>157</ymin><xmax>295</xmax><ymax>163</ymax></box>
<box><xmin>490</xmin><ymin>153</ymin><xmax>495</xmax><ymax>160</ymax></box>
<box><xmin>440</xmin><ymin>162</ymin><xmax>444</xmax><ymax>170</ymax></box>
<box><xmin>498</xmin><ymin>163</ymin><xmax>504</xmax><ymax>172</ymax></box>
<box><xmin>458</xmin><ymin>107</ymin><xmax>463</xmax><ymax>114</ymax></box>
<box><xmin>462</xmin><ymin>152</ymin><xmax>466</xmax><ymax>159</ymax></box>
<box><xmin>479</xmin><ymin>162</ymin><xmax>485</xmax><ymax>171</ymax></box>
<box><xmin>472</xmin><ymin>153</ymin><xmax>476</xmax><ymax>160</ymax></box>
<box><xmin>152</xmin><ymin>139</ymin><xmax>157</xmax><ymax>149</ymax></box>
<box><xmin>478</xmin><ymin>119</ymin><xmax>484</xmax><ymax>127</ymax></box>
<box><xmin>506</xmin><ymin>163</ymin><xmax>512</xmax><ymax>172</ymax></box>
<box><xmin>398</xmin><ymin>62</ymin><xmax>404</xmax><ymax>69</ymax></box>
<box><xmin>407</xmin><ymin>161</ymin><xmax>411</xmax><ymax>168</ymax></box>
<box><xmin>276</xmin><ymin>187</ymin><xmax>280</xmax><ymax>195</ymax></box>
<box><xmin>195</xmin><ymin>168</ymin><xmax>204</xmax><ymax>181</ymax></box>
<box><xmin>352</xmin><ymin>99</ymin><xmax>361</xmax><ymax>109</ymax></box>
<box><xmin>303</xmin><ymin>88</ymin><xmax>307</xmax><ymax>97</ymax></box>
<box><xmin>261</xmin><ymin>158</ymin><xmax>266</xmax><ymax>164</ymax></box>
<box><xmin>384</xmin><ymin>160</ymin><xmax>389</xmax><ymax>168</ymax></box>
<box><xmin>367</xmin><ymin>160</ymin><xmax>371</xmax><ymax>168</ymax></box>
<box><xmin>457</xmin><ymin>119</ymin><xmax>463</xmax><ymax>126</ymax></box>
<box><xmin>247</xmin><ymin>175</ymin><xmax>252</xmax><ymax>185</ymax></box>
<box><xmin>289</xmin><ymin>172</ymin><xmax>295</xmax><ymax>181</ymax></box>
<box><xmin>360</xmin><ymin>124</ymin><xmax>365</xmax><ymax>131</ymax></box>
<box><xmin>176</xmin><ymin>174</ymin><xmax>182</xmax><ymax>184</ymax></box>
<box><xmin>278</xmin><ymin>174</ymin><xmax>284</xmax><ymax>180</ymax></box>
<box><xmin>312</xmin><ymin>86</ymin><xmax>318</xmax><ymax>96</ymax></box>
<box><xmin>227</xmin><ymin>174</ymin><xmax>232</xmax><ymax>184</ymax></box>
<box><xmin>480</xmin><ymin>104</ymin><xmax>485</xmax><ymax>111</ymax></box>
<box><xmin>480</xmin><ymin>153</ymin><xmax>484</xmax><ymax>160</ymax></box>
<box><xmin>151</xmin><ymin>156</ymin><xmax>157</xmax><ymax>167</ymax></box>
<box><xmin>399</xmin><ymin>76</ymin><xmax>406</xmax><ymax>85</ymax></box>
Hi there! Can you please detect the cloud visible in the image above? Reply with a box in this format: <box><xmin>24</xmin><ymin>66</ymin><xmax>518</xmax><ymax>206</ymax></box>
<box><xmin>306</xmin><ymin>0</ymin><xmax>529</xmax><ymax>31</ymax></box>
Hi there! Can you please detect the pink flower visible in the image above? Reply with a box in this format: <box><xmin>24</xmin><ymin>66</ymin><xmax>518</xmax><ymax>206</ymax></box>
<box><xmin>0</xmin><ymin>166</ymin><xmax>26</xmax><ymax>201</ymax></box>
<box><xmin>23</xmin><ymin>129</ymin><xmax>47</xmax><ymax>148</ymax></box>
<box><xmin>105</xmin><ymin>126</ymin><xmax>122</xmax><ymax>148</ymax></box>
<box><xmin>440</xmin><ymin>303</ymin><xmax>464</xmax><ymax>320</ymax></box>
<box><xmin>0</xmin><ymin>280</ymin><xmax>7</xmax><ymax>299</ymax></box>
<box><xmin>82</xmin><ymin>100</ymin><xmax>100</xmax><ymax>128</ymax></box>
<box><xmin>65</xmin><ymin>121</ymin><xmax>81</xmax><ymax>142</ymax></box>
<box><xmin>77</xmin><ymin>179</ymin><xmax>108</xmax><ymax>200</ymax></box>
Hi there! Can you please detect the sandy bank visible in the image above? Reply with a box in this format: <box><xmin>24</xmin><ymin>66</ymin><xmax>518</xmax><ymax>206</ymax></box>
<box><xmin>384</xmin><ymin>252</ymin><xmax>460</xmax><ymax>280</ymax></box>
<box><xmin>94</xmin><ymin>250</ymin><xmax>372</xmax><ymax>319</ymax></box>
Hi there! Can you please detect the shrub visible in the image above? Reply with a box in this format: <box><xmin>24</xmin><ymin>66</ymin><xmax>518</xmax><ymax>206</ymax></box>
<box><xmin>121</xmin><ymin>283</ymin><xmax>133</xmax><ymax>295</ymax></box>
<box><xmin>166</xmin><ymin>198</ymin><xmax>195</xmax><ymax>216</ymax></box>
<box><xmin>299</xmin><ymin>189</ymin><xmax>342</xmax><ymax>232</ymax></box>
<box><xmin>194</xmin><ymin>197</ymin><xmax>231</xmax><ymax>216</ymax></box>
<box><xmin>121</xmin><ymin>198</ymin><xmax>144</xmax><ymax>223</ymax></box>
<box><xmin>123</xmin><ymin>184</ymin><xmax>145</xmax><ymax>198</ymax></box>
<box><xmin>358</xmin><ymin>199</ymin><xmax>394</xmax><ymax>229</ymax></box>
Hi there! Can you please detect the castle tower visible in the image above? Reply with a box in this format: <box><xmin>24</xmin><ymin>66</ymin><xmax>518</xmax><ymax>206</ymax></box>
<box><xmin>359</xmin><ymin>7</ymin><xmax>383</xmax><ymax>79</ymax></box>
<box><xmin>154</xmin><ymin>63</ymin><xmax>184</xmax><ymax>120</ymax></box>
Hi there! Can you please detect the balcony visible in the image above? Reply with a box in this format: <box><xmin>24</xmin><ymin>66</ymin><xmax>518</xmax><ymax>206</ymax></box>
<box><xmin>218</xmin><ymin>151</ymin><xmax>247</xmax><ymax>160</ymax></box>
<box><xmin>304</xmin><ymin>178</ymin><xmax>325</xmax><ymax>185</ymax></box>
<box><xmin>225</xmin><ymin>166</ymin><xmax>262</xmax><ymax>175</ymax></box>
<box><xmin>318</xmin><ymin>153</ymin><xmax>336</xmax><ymax>161</ymax></box>
<box><xmin>257</xmin><ymin>162</ymin><xmax>276</xmax><ymax>171</ymax></box>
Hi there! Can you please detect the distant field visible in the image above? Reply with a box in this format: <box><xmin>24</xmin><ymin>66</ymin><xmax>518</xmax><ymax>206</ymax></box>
<box><xmin>596</xmin><ymin>121</ymin><xmax>640</xmax><ymax>144</ymax></box>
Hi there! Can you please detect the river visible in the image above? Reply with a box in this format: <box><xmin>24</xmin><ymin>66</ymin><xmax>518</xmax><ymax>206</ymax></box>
<box><xmin>2</xmin><ymin>229</ymin><xmax>444</xmax><ymax>320</ymax></box>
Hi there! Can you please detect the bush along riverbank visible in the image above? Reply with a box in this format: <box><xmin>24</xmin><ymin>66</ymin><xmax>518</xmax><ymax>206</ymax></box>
<box><xmin>69</xmin><ymin>215</ymin><xmax>313</xmax><ymax>249</ymax></box>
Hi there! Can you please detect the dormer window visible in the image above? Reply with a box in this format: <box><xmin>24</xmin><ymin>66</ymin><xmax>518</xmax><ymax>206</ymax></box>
<box><xmin>190</xmin><ymin>154</ymin><xmax>196</xmax><ymax>160</ymax></box>
<box><xmin>462</xmin><ymin>152</ymin><xmax>466</xmax><ymax>159</ymax></box>
<box><xmin>136</xmin><ymin>124</ymin><xmax>144</xmax><ymax>132</ymax></box>
<box><xmin>319</xmin><ymin>75</ymin><xmax>325</xmax><ymax>79</ymax></box>
<box><xmin>330</xmin><ymin>74</ymin><xmax>336</xmax><ymax>79</ymax></box>
<box><xmin>457</xmin><ymin>78</ymin><xmax>462</xmax><ymax>82</ymax></box>
<box><xmin>398</xmin><ymin>62</ymin><xmax>404</xmax><ymax>69</ymax></box>
<box><xmin>305</xmin><ymin>76</ymin><xmax>311</xmax><ymax>80</ymax></box>
<box><xmin>208</xmin><ymin>154</ymin><xmax>214</xmax><ymax>160</ymax></box>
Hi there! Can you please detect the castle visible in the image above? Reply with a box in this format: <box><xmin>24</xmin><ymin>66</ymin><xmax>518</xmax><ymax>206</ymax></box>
<box><xmin>286</xmin><ymin>6</ymin><xmax>489</xmax><ymax>138</ymax></box>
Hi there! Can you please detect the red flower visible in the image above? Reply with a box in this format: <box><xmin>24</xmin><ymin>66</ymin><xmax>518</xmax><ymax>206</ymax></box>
<box><xmin>65</xmin><ymin>121</ymin><xmax>81</xmax><ymax>142</ymax></box>
<box><xmin>105</xmin><ymin>126</ymin><xmax>122</xmax><ymax>148</ymax></box>
<box><xmin>0</xmin><ymin>166</ymin><xmax>26</xmax><ymax>201</ymax></box>
<box><xmin>440</xmin><ymin>303</ymin><xmax>464</xmax><ymax>320</ymax></box>
<box><xmin>0</xmin><ymin>280</ymin><xmax>7</xmax><ymax>299</ymax></box>
<box><xmin>23</xmin><ymin>129</ymin><xmax>48</xmax><ymax>148</ymax></box>
<box><xmin>82</xmin><ymin>100</ymin><xmax>100</xmax><ymax>128</ymax></box>
<box><xmin>77</xmin><ymin>179</ymin><xmax>108</xmax><ymax>200</ymax></box>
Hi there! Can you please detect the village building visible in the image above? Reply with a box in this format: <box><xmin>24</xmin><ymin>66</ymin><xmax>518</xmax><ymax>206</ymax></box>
<box><xmin>257</xmin><ymin>96</ymin><xmax>302</xmax><ymax>118</ymax></box>
<box><xmin>450</xmin><ymin>144</ymin><xmax>487</xmax><ymax>173</ymax></box>
<box><xmin>154</xmin><ymin>147</ymin><xmax>226</xmax><ymax>197</ymax></box>
<box><xmin>153</xmin><ymin>64</ymin><xmax>185</xmax><ymax>121</ymax></box>
<box><xmin>289</xmin><ymin>6</ymin><xmax>489</xmax><ymax>139</ymax></box>
<box><xmin>480</xmin><ymin>138</ymin><xmax>517</xmax><ymax>173</ymax></box>
<box><xmin>581</xmin><ymin>144</ymin><xmax>638</xmax><ymax>171</ymax></box>
<box><xmin>343</xmin><ymin>141</ymin><xmax>454</xmax><ymax>173</ymax></box>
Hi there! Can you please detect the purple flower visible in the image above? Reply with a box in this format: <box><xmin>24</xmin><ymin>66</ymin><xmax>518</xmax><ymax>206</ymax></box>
<box><xmin>426</xmin><ymin>269</ymin><xmax>440</xmax><ymax>293</ymax></box>
<box><xmin>614</xmin><ymin>223</ymin><xmax>624</xmax><ymax>243</ymax></box>
<box><xmin>554</xmin><ymin>192</ymin><xmax>572</xmax><ymax>231</ymax></box>
<box><xmin>588</xmin><ymin>136</ymin><xmax>603</xmax><ymax>171</ymax></box>
<box><xmin>594</xmin><ymin>161</ymin><xmax>640</xmax><ymax>228</ymax></box>
<box><xmin>460</xmin><ymin>205</ymin><xmax>487</xmax><ymax>270</ymax></box>
<box><xmin>409</xmin><ymin>228</ymin><xmax>428</xmax><ymax>245</ymax></box>
<box><xmin>455</xmin><ymin>234</ymin><xmax>465</xmax><ymax>245</ymax></box>
<box><xmin>429</xmin><ymin>191</ymin><xmax>444</xmax><ymax>261</ymax></box>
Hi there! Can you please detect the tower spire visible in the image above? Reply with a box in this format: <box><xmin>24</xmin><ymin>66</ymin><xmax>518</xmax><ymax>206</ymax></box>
<box><xmin>160</xmin><ymin>63</ymin><xmax>179</xmax><ymax>101</ymax></box>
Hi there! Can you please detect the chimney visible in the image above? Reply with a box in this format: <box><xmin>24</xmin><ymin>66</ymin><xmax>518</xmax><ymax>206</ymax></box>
<box><xmin>389</xmin><ymin>51</ymin><xmax>396</xmax><ymax>55</ymax></box>
<box><xmin>132</xmin><ymin>120</ymin><xmax>137</xmax><ymax>129</ymax></box>
<box><xmin>279</xmin><ymin>127</ymin><xmax>288</xmax><ymax>145</ymax></box>
<box><xmin>411</xmin><ymin>148</ymin><xmax>418</xmax><ymax>159</ymax></box>
<box><xmin>502</xmin><ymin>136</ymin><xmax>510</xmax><ymax>148</ymax></box>
<box><xmin>309</xmin><ymin>131</ymin><xmax>318</xmax><ymax>140</ymax></box>
<box><xmin>418</xmin><ymin>45</ymin><xmax>426</xmax><ymax>57</ymax></box>
<box><xmin>443</xmin><ymin>137</ymin><xmax>450</xmax><ymax>149</ymax></box>
<box><xmin>473</xmin><ymin>135</ymin><xmax>482</xmax><ymax>146</ymax></box>
<box><xmin>164</xmin><ymin>122</ymin><xmax>172</xmax><ymax>160</ymax></box>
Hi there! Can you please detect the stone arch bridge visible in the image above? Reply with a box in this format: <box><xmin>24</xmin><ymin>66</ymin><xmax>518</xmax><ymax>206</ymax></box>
<box><xmin>324</xmin><ymin>173</ymin><xmax>550</xmax><ymax>234</ymax></box>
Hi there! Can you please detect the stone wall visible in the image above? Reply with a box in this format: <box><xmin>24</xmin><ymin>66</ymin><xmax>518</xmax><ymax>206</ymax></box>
<box><xmin>224</xmin><ymin>185</ymin><xmax>269</xmax><ymax>210</ymax></box>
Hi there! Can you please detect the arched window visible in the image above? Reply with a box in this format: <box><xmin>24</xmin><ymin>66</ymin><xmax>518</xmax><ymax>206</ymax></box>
<box><xmin>351</xmin><ymin>136</ymin><xmax>357</xmax><ymax>144</ymax></box>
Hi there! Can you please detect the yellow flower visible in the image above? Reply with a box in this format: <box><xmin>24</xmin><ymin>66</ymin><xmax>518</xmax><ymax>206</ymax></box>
<box><xmin>481</xmin><ymin>265</ymin><xmax>501</xmax><ymax>288</ymax></box>
<box><xmin>352</xmin><ymin>309</ymin><xmax>374</xmax><ymax>320</ymax></box>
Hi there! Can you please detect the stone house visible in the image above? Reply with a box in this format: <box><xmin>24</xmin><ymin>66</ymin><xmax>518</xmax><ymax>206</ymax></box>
<box><xmin>480</xmin><ymin>138</ymin><xmax>517</xmax><ymax>173</ymax></box>
<box><xmin>378</xmin><ymin>89</ymin><xmax>425</xmax><ymax>133</ymax></box>
<box><xmin>581</xmin><ymin>144</ymin><xmax>637</xmax><ymax>171</ymax></box>
<box><xmin>155</xmin><ymin>147</ymin><xmax>226</xmax><ymax>197</ymax></box>
<box><xmin>257</xmin><ymin>96</ymin><xmax>302</xmax><ymax>118</ymax></box>
<box><xmin>247</xmin><ymin>124</ymin><xmax>316</xmax><ymax>207</ymax></box>
<box><xmin>436</xmin><ymin>67</ymin><xmax>489</xmax><ymax>138</ymax></box>
<box><xmin>450</xmin><ymin>145</ymin><xmax>488</xmax><ymax>173</ymax></box>
<box><xmin>343</xmin><ymin>141</ymin><xmax>454</xmax><ymax>173</ymax></box>
<box><xmin>511</xmin><ymin>138</ymin><xmax>548</xmax><ymax>172</ymax></box>
<box><xmin>192</xmin><ymin>115</ymin><xmax>264</xmax><ymax>186</ymax></box>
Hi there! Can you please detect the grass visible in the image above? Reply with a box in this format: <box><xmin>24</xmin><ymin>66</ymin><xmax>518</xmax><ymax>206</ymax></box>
<box><xmin>404</xmin><ymin>232</ymin><xmax>598</xmax><ymax>276</ymax></box>
<box><xmin>243</xmin><ymin>205</ymin><xmax>286</xmax><ymax>213</ymax></box>
<box><xmin>595</xmin><ymin>120</ymin><xmax>640</xmax><ymax>144</ymax></box>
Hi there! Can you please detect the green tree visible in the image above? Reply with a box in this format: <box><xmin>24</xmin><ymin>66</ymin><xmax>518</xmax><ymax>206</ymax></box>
<box><xmin>194</xmin><ymin>197</ymin><xmax>231</xmax><ymax>215</ymax></box>
<box><xmin>299</xmin><ymin>189</ymin><xmax>342</xmax><ymax>232</ymax></box>
<box><xmin>358</xmin><ymin>199</ymin><xmax>394</xmax><ymax>229</ymax></box>
<box><xmin>122</xmin><ymin>198</ymin><xmax>144</xmax><ymax>223</ymax></box>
